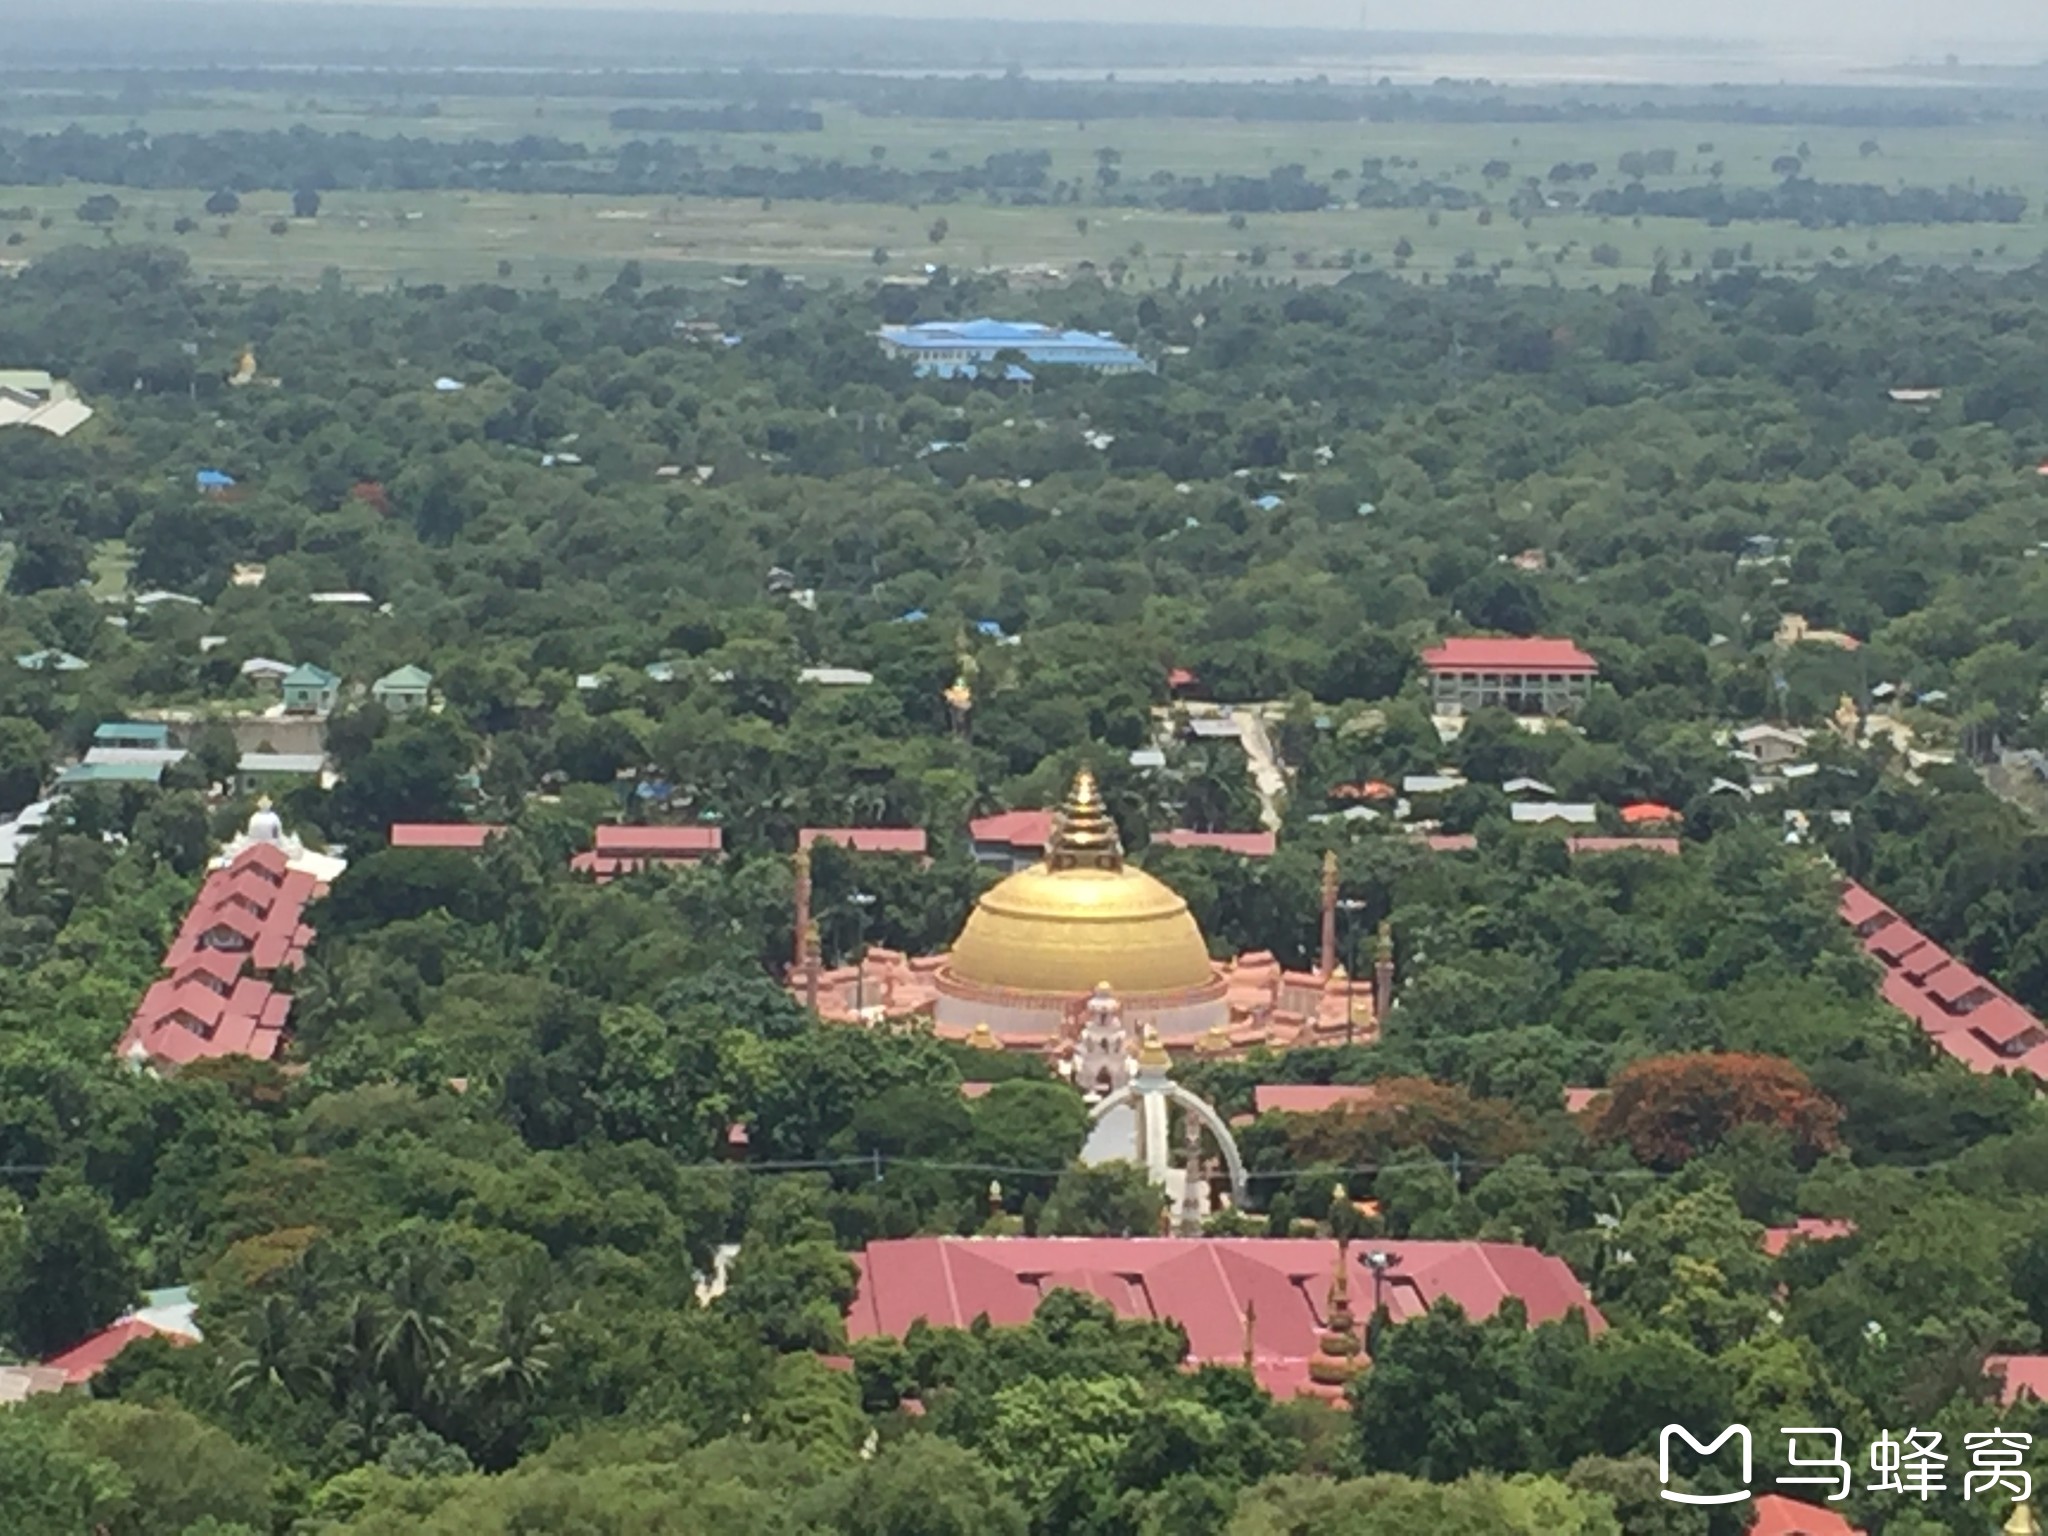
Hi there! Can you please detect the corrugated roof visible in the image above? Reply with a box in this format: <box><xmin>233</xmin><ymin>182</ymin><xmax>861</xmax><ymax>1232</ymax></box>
<box><xmin>238</xmin><ymin>753</ymin><xmax>325</xmax><ymax>775</ymax></box>
<box><xmin>1421</xmin><ymin>637</ymin><xmax>1598</xmax><ymax>673</ymax></box>
<box><xmin>1252</xmin><ymin>1085</ymin><xmax>1380</xmax><ymax>1115</ymax></box>
<box><xmin>591</xmin><ymin>825</ymin><xmax>722</xmax><ymax>855</ymax></box>
<box><xmin>970</xmin><ymin>809</ymin><xmax>1055</xmax><ymax>850</ymax></box>
<box><xmin>390</xmin><ymin>823</ymin><xmax>504</xmax><ymax>850</ymax></box>
<box><xmin>1152</xmin><ymin>829</ymin><xmax>1277</xmax><ymax>857</ymax></box>
<box><xmin>799</xmin><ymin>827</ymin><xmax>929</xmax><ymax>855</ymax></box>
<box><xmin>847</xmin><ymin>1238</ymin><xmax>1602</xmax><ymax>1394</ymax></box>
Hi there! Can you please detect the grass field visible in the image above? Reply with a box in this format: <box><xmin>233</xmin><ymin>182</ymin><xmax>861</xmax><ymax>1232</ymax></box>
<box><xmin>2</xmin><ymin>89</ymin><xmax>2045</xmax><ymax>290</ymax></box>
<box><xmin>5</xmin><ymin>180</ymin><xmax>2043</xmax><ymax>293</ymax></box>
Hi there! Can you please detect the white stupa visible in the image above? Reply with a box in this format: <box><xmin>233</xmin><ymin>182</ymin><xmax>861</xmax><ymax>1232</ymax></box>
<box><xmin>212</xmin><ymin>796</ymin><xmax>348</xmax><ymax>885</ymax></box>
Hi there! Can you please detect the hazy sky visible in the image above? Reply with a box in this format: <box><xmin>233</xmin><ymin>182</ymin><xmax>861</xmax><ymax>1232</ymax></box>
<box><xmin>212</xmin><ymin>0</ymin><xmax>2048</xmax><ymax>47</ymax></box>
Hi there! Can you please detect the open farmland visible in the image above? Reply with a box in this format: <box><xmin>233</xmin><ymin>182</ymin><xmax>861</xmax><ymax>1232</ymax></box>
<box><xmin>2</xmin><ymin>84</ymin><xmax>2046</xmax><ymax>289</ymax></box>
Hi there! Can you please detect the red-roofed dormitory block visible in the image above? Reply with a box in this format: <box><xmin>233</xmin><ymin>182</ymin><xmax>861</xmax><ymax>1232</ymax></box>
<box><xmin>569</xmin><ymin>824</ymin><xmax>724</xmax><ymax>884</ymax></box>
<box><xmin>389</xmin><ymin>823</ymin><xmax>505</xmax><ymax>850</ymax></box>
<box><xmin>799</xmin><ymin>828</ymin><xmax>930</xmax><ymax>856</ymax></box>
<box><xmin>1151</xmin><ymin>829</ymin><xmax>1278</xmax><ymax>858</ymax></box>
<box><xmin>1840</xmin><ymin>880</ymin><xmax>2048</xmax><ymax>1082</ymax></box>
<box><xmin>968</xmin><ymin>809</ymin><xmax>1057</xmax><ymax>871</ymax></box>
<box><xmin>123</xmin><ymin>842</ymin><xmax>324</xmax><ymax>1070</ymax></box>
<box><xmin>1421</xmin><ymin>636</ymin><xmax>1598</xmax><ymax>717</ymax></box>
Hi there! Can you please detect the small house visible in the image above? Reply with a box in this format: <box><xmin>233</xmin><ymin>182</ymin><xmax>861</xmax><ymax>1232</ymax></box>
<box><xmin>95</xmin><ymin>722</ymin><xmax>172</xmax><ymax>751</ymax></box>
<box><xmin>15</xmin><ymin>649</ymin><xmax>88</xmax><ymax>673</ymax></box>
<box><xmin>1733</xmin><ymin>723</ymin><xmax>1811</xmax><ymax>769</ymax></box>
<box><xmin>239</xmin><ymin>657</ymin><xmax>294</xmax><ymax>695</ymax></box>
<box><xmin>236</xmin><ymin>752</ymin><xmax>327</xmax><ymax>795</ymax></box>
<box><xmin>371</xmin><ymin>665</ymin><xmax>432</xmax><ymax>714</ymax></box>
<box><xmin>281</xmin><ymin>664</ymin><xmax>340</xmax><ymax>717</ymax></box>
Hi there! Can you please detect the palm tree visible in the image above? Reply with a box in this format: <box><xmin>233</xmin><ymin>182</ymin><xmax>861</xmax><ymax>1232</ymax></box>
<box><xmin>225</xmin><ymin>1295</ymin><xmax>328</xmax><ymax>1403</ymax></box>
<box><xmin>464</xmin><ymin>1284</ymin><xmax>557</xmax><ymax>1412</ymax></box>
<box><xmin>375</xmin><ymin>1248</ymin><xmax>458</xmax><ymax>1415</ymax></box>
<box><xmin>331</xmin><ymin>1291</ymin><xmax>386</xmax><ymax>1404</ymax></box>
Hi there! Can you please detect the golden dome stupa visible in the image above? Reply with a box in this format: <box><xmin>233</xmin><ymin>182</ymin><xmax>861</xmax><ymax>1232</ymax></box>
<box><xmin>945</xmin><ymin>769</ymin><xmax>1218</xmax><ymax>1000</ymax></box>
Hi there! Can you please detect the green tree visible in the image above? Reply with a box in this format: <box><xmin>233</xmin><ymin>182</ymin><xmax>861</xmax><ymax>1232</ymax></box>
<box><xmin>1039</xmin><ymin>1162</ymin><xmax>1168</xmax><ymax>1236</ymax></box>
<box><xmin>4</xmin><ymin>1175</ymin><xmax>138</xmax><ymax>1356</ymax></box>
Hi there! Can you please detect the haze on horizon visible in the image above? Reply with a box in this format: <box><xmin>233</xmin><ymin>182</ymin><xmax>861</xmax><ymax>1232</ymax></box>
<box><xmin>175</xmin><ymin>0</ymin><xmax>2048</xmax><ymax>52</ymax></box>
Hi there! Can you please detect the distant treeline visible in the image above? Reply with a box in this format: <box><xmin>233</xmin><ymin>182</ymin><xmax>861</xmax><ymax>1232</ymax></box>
<box><xmin>0</xmin><ymin>125</ymin><xmax>2026</xmax><ymax>228</ymax></box>
<box><xmin>0</xmin><ymin>125</ymin><xmax>1331</xmax><ymax>212</ymax></box>
<box><xmin>1584</xmin><ymin>177</ymin><xmax>2029</xmax><ymax>226</ymax></box>
<box><xmin>0</xmin><ymin>66</ymin><xmax>2005</xmax><ymax>130</ymax></box>
<box><xmin>608</xmin><ymin>105</ymin><xmax>824</xmax><ymax>134</ymax></box>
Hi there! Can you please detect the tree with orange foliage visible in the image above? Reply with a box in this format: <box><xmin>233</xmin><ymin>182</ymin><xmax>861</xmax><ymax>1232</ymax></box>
<box><xmin>1590</xmin><ymin>1052</ymin><xmax>1842</xmax><ymax>1170</ymax></box>
<box><xmin>1273</xmin><ymin>1077</ymin><xmax>1539</xmax><ymax>1169</ymax></box>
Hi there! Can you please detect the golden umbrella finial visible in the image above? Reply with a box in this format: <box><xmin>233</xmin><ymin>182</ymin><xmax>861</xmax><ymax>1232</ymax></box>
<box><xmin>1047</xmin><ymin>766</ymin><xmax>1122</xmax><ymax>871</ymax></box>
<box><xmin>2007</xmin><ymin>1503</ymin><xmax>2041</xmax><ymax>1536</ymax></box>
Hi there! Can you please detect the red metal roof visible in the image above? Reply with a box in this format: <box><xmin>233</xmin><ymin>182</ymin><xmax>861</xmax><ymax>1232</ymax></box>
<box><xmin>1837</xmin><ymin>881</ymin><xmax>1893</xmax><ymax>930</ymax></box>
<box><xmin>1167</xmin><ymin>667</ymin><xmax>1199</xmax><ymax>689</ymax></box>
<box><xmin>1842</xmin><ymin>879</ymin><xmax>2048</xmax><ymax>1084</ymax></box>
<box><xmin>1420</xmin><ymin>637</ymin><xmax>1598</xmax><ymax>674</ymax></box>
<box><xmin>1988</xmin><ymin>1353</ymin><xmax>2048</xmax><ymax>1406</ymax></box>
<box><xmin>1866</xmin><ymin>922</ymin><xmax>1934</xmax><ymax>965</ymax></box>
<box><xmin>1253</xmin><ymin>1085</ymin><xmax>1381</xmax><ymax>1115</ymax></box>
<box><xmin>800</xmin><ymin>827</ymin><xmax>930</xmax><ymax>855</ymax></box>
<box><xmin>1924</xmin><ymin>965</ymin><xmax>1996</xmax><ymax>1009</ymax></box>
<box><xmin>591</xmin><ymin>824</ymin><xmax>723</xmax><ymax>856</ymax></box>
<box><xmin>120</xmin><ymin>842</ymin><xmax>322</xmax><ymax>1067</ymax></box>
<box><xmin>42</xmin><ymin>1320</ymin><xmax>191</xmax><ymax>1385</ymax></box>
<box><xmin>1619</xmin><ymin>802</ymin><xmax>1679</xmax><ymax>825</ymax></box>
<box><xmin>1750</xmin><ymin>1494</ymin><xmax>1864</xmax><ymax>1536</ymax></box>
<box><xmin>1562</xmin><ymin>1087</ymin><xmax>1604</xmax><ymax>1115</ymax></box>
<box><xmin>846</xmin><ymin>1237</ymin><xmax>1602</xmax><ymax>1396</ymax></box>
<box><xmin>1566</xmin><ymin>836</ymin><xmax>1681</xmax><ymax>855</ymax></box>
<box><xmin>969</xmin><ymin>809</ymin><xmax>1055</xmax><ymax>850</ymax></box>
<box><xmin>390</xmin><ymin>823</ymin><xmax>504</xmax><ymax>849</ymax></box>
<box><xmin>1152</xmin><ymin>829</ymin><xmax>1278</xmax><ymax>858</ymax></box>
<box><xmin>1761</xmin><ymin>1218</ymin><xmax>1856</xmax><ymax>1258</ymax></box>
<box><xmin>1420</xmin><ymin>833</ymin><xmax>1480</xmax><ymax>853</ymax></box>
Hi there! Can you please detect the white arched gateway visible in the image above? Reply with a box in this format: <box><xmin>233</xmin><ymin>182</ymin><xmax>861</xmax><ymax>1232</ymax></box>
<box><xmin>1082</xmin><ymin>1023</ymin><xmax>1249</xmax><ymax>1211</ymax></box>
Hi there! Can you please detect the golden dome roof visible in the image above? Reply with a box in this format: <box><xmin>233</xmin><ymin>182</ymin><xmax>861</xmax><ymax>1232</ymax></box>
<box><xmin>948</xmin><ymin>770</ymin><xmax>1216</xmax><ymax>997</ymax></box>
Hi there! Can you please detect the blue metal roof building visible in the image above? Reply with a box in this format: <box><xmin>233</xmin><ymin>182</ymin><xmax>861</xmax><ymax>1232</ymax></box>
<box><xmin>876</xmin><ymin>319</ymin><xmax>1149</xmax><ymax>377</ymax></box>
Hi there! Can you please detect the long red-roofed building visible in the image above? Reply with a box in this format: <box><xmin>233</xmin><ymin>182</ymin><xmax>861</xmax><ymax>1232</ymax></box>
<box><xmin>1421</xmin><ymin>636</ymin><xmax>1598</xmax><ymax>717</ymax></box>
<box><xmin>799</xmin><ymin>827</ymin><xmax>930</xmax><ymax>857</ymax></box>
<box><xmin>846</xmin><ymin>1237</ymin><xmax>1602</xmax><ymax>1400</ymax></box>
<box><xmin>570</xmin><ymin>823</ymin><xmax>724</xmax><ymax>883</ymax></box>
<box><xmin>1252</xmin><ymin>1084</ymin><xmax>1382</xmax><ymax>1116</ymax></box>
<box><xmin>120</xmin><ymin>837</ymin><xmax>327</xmax><ymax>1067</ymax></box>
<box><xmin>390</xmin><ymin>822</ymin><xmax>505</xmax><ymax>850</ymax></box>
<box><xmin>969</xmin><ymin>808</ymin><xmax>1057</xmax><ymax>870</ymax></box>
<box><xmin>1152</xmin><ymin>829</ymin><xmax>1278</xmax><ymax>858</ymax></box>
<box><xmin>1840</xmin><ymin>880</ymin><xmax>2048</xmax><ymax>1080</ymax></box>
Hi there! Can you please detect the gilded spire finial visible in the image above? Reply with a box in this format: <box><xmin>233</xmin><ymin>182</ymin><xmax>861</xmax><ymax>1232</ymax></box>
<box><xmin>1047</xmin><ymin>766</ymin><xmax>1123</xmax><ymax>871</ymax></box>
<box><xmin>1309</xmin><ymin>1238</ymin><xmax>1365</xmax><ymax>1392</ymax></box>
<box><xmin>2008</xmin><ymin>1502</ymin><xmax>2041</xmax><ymax>1536</ymax></box>
<box><xmin>1137</xmin><ymin>1022</ymin><xmax>1171</xmax><ymax>1071</ymax></box>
